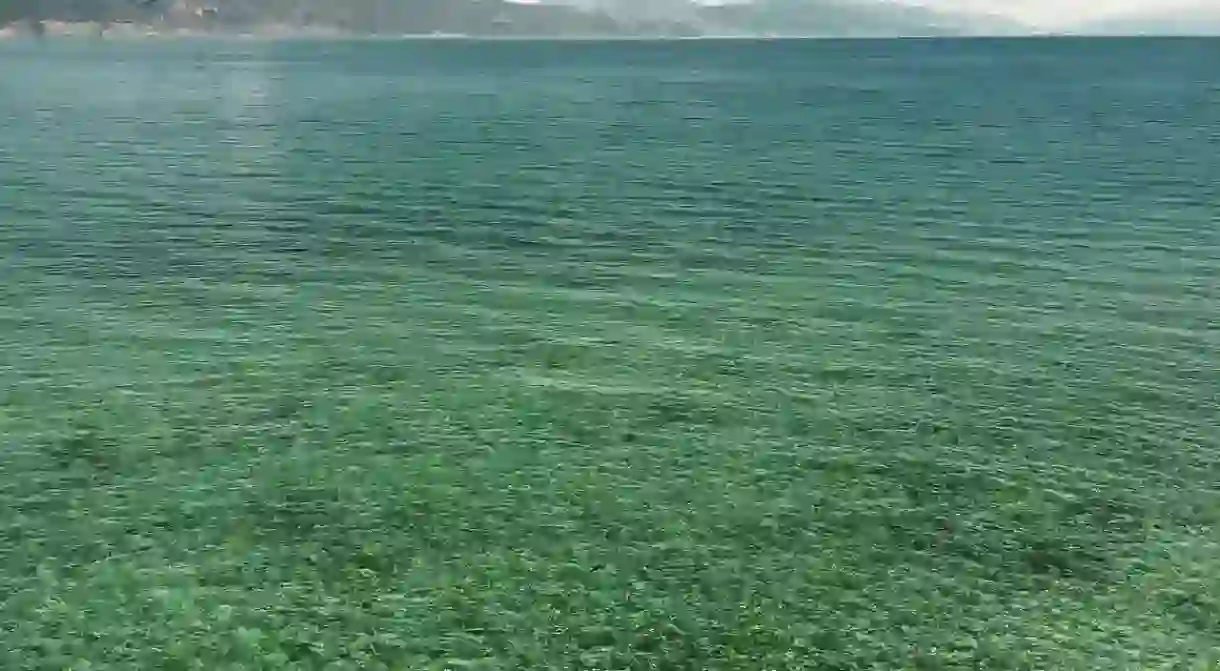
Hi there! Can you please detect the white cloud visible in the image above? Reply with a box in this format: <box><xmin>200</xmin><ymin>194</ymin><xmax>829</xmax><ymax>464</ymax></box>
<box><xmin>893</xmin><ymin>0</ymin><xmax>1211</xmax><ymax>27</ymax></box>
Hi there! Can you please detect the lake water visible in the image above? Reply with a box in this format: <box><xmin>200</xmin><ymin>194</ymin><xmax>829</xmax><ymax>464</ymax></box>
<box><xmin>1</xmin><ymin>38</ymin><xmax>1218</xmax><ymax>667</ymax></box>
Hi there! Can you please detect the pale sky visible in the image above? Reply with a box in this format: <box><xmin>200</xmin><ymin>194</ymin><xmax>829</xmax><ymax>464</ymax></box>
<box><xmin>898</xmin><ymin>0</ymin><xmax>1212</xmax><ymax>27</ymax></box>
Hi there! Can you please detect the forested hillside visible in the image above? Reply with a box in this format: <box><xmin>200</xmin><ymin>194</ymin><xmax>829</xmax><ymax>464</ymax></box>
<box><xmin>0</xmin><ymin>0</ymin><xmax>1018</xmax><ymax>37</ymax></box>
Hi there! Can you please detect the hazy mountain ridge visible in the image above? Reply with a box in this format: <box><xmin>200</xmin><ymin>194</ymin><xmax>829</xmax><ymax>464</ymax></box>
<box><xmin>695</xmin><ymin>0</ymin><xmax>1020</xmax><ymax>36</ymax></box>
<box><xmin>0</xmin><ymin>0</ymin><xmax>1023</xmax><ymax>37</ymax></box>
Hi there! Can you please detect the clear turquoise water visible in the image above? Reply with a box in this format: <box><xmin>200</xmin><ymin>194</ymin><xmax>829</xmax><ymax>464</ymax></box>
<box><xmin>1</xmin><ymin>38</ymin><xmax>1218</xmax><ymax>668</ymax></box>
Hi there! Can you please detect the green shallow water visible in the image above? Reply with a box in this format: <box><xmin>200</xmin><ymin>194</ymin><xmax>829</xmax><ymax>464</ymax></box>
<box><xmin>1</xmin><ymin>38</ymin><xmax>1218</xmax><ymax>669</ymax></box>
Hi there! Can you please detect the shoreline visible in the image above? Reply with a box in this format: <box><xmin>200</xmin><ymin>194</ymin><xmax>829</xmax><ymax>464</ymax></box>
<box><xmin>1</xmin><ymin>22</ymin><xmax>1214</xmax><ymax>41</ymax></box>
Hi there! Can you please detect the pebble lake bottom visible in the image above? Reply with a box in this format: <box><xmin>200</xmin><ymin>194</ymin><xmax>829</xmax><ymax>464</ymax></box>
<box><xmin>0</xmin><ymin>37</ymin><xmax>1218</xmax><ymax>669</ymax></box>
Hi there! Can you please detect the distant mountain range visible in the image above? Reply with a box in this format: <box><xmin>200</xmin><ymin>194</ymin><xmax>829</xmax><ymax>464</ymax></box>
<box><xmin>696</xmin><ymin>0</ymin><xmax>1020</xmax><ymax>36</ymax></box>
<box><xmin>0</xmin><ymin>0</ymin><xmax>1026</xmax><ymax>37</ymax></box>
